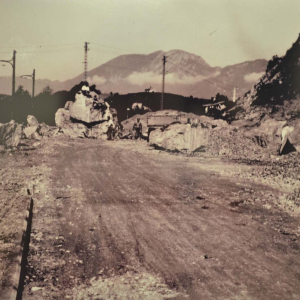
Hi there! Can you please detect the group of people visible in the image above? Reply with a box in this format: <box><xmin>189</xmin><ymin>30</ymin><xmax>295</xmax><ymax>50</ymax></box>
<box><xmin>106</xmin><ymin>116</ymin><xmax>143</xmax><ymax>140</ymax></box>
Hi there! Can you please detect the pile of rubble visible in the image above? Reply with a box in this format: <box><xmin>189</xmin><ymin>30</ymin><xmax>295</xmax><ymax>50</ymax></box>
<box><xmin>23</xmin><ymin>115</ymin><xmax>55</xmax><ymax>140</ymax></box>
<box><xmin>0</xmin><ymin>120</ymin><xmax>23</xmax><ymax>148</ymax></box>
<box><xmin>0</xmin><ymin>115</ymin><xmax>55</xmax><ymax>148</ymax></box>
<box><xmin>148</xmin><ymin>112</ymin><xmax>300</xmax><ymax>158</ymax></box>
<box><xmin>55</xmin><ymin>85</ymin><xmax>118</xmax><ymax>139</ymax></box>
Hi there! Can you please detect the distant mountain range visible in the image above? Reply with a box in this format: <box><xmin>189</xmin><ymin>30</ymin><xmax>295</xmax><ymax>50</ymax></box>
<box><xmin>0</xmin><ymin>50</ymin><xmax>268</xmax><ymax>99</ymax></box>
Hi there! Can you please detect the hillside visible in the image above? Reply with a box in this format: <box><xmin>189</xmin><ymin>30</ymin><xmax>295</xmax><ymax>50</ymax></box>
<box><xmin>236</xmin><ymin>33</ymin><xmax>300</xmax><ymax>121</ymax></box>
<box><xmin>104</xmin><ymin>92</ymin><xmax>232</xmax><ymax>123</ymax></box>
<box><xmin>0</xmin><ymin>50</ymin><xmax>267</xmax><ymax>99</ymax></box>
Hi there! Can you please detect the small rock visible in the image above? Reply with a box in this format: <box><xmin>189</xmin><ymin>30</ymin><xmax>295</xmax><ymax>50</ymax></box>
<box><xmin>31</xmin><ymin>287</ymin><xmax>43</xmax><ymax>292</ymax></box>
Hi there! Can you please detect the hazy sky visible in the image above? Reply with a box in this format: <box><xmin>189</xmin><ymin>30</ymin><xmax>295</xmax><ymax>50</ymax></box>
<box><xmin>0</xmin><ymin>0</ymin><xmax>299</xmax><ymax>81</ymax></box>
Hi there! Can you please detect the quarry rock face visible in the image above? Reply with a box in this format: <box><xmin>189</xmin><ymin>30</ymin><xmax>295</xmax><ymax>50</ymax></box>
<box><xmin>55</xmin><ymin>85</ymin><xmax>117</xmax><ymax>139</ymax></box>
<box><xmin>0</xmin><ymin>120</ymin><xmax>23</xmax><ymax>148</ymax></box>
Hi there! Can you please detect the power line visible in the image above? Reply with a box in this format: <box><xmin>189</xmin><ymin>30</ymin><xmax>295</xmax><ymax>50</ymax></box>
<box><xmin>0</xmin><ymin>43</ymin><xmax>82</xmax><ymax>49</ymax></box>
<box><xmin>20</xmin><ymin>46</ymin><xmax>83</xmax><ymax>54</ymax></box>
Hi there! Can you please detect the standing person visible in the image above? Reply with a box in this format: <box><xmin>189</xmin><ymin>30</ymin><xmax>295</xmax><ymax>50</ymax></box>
<box><xmin>133</xmin><ymin>118</ymin><xmax>142</xmax><ymax>139</ymax></box>
<box><xmin>106</xmin><ymin>116</ymin><xmax>114</xmax><ymax>140</ymax></box>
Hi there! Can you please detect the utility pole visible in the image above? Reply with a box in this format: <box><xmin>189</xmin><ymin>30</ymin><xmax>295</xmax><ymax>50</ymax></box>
<box><xmin>12</xmin><ymin>50</ymin><xmax>16</xmax><ymax>97</ymax></box>
<box><xmin>32</xmin><ymin>69</ymin><xmax>35</xmax><ymax>98</ymax></box>
<box><xmin>161</xmin><ymin>55</ymin><xmax>166</xmax><ymax>110</ymax></box>
<box><xmin>21</xmin><ymin>69</ymin><xmax>35</xmax><ymax>98</ymax></box>
<box><xmin>84</xmin><ymin>42</ymin><xmax>90</xmax><ymax>81</ymax></box>
<box><xmin>233</xmin><ymin>86</ymin><xmax>237</xmax><ymax>102</ymax></box>
<box><xmin>0</xmin><ymin>50</ymin><xmax>17</xmax><ymax>97</ymax></box>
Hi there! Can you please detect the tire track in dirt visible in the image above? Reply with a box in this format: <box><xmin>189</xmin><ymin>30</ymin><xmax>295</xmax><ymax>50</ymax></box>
<box><xmin>23</xmin><ymin>139</ymin><xmax>300</xmax><ymax>300</ymax></box>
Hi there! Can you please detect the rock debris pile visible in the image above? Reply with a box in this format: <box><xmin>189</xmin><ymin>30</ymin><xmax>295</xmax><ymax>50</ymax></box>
<box><xmin>24</xmin><ymin>115</ymin><xmax>55</xmax><ymax>140</ymax></box>
<box><xmin>0</xmin><ymin>120</ymin><xmax>23</xmax><ymax>148</ymax></box>
<box><xmin>0</xmin><ymin>115</ymin><xmax>55</xmax><ymax>148</ymax></box>
<box><xmin>146</xmin><ymin>111</ymin><xmax>299</xmax><ymax>158</ymax></box>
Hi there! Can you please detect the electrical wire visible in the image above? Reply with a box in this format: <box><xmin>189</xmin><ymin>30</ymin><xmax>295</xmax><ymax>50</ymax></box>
<box><xmin>21</xmin><ymin>47</ymin><xmax>83</xmax><ymax>54</ymax></box>
<box><xmin>0</xmin><ymin>43</ymin><xmax>82</xmax><ymax>49</ymax></box>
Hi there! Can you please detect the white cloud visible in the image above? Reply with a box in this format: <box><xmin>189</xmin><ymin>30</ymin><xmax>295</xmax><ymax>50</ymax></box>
<box><xmin>127</xmin><ymin>72</ymin><xmax>161</xmax><ymax>86</ymax></box>
<box><xmin>126</xmin><ymin>71</ymin><xmax>220</xmax><ymax>86</ymax></box>
<box><xmin>244</xmin><ymin>72</ymin><xmax>264</xmax><ymax>83</ymax></box>
<box><xmin>87</xmin><ymin>75</ymin><xmax>107</xmax><ymax>85</ymax></box>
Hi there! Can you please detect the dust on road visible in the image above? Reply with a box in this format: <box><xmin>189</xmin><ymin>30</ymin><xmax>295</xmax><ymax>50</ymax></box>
<box><xmin>20</xmin><ymin>137</ymin><xmax>300</xmax><ymax>299</ymax></box>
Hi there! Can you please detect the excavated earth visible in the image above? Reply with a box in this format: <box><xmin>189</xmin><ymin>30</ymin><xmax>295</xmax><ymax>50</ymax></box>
<box><xmin>0</xmin><ymin>136</ymin><xmax>300</xmax><ymax>300</ymax></box>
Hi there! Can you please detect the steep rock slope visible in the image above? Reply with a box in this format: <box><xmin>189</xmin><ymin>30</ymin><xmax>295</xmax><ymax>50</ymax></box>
<box><xmin>237</xmin><ymin>34</ymin><xmax>300</xmax><ymax>118</ymax></box>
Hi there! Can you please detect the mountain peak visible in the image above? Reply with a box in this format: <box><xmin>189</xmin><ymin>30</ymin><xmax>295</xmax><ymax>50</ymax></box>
<box><xmin>163</xmin><ymin>49</ymin><xmax>211</xmax><ymax>68</ymax></box>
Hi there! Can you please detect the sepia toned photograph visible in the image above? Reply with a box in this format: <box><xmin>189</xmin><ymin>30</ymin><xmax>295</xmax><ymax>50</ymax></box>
<box><xmin>0</xmin><ymin>0</ymin><xmax>300</xmax><ymax>299</ymax></box>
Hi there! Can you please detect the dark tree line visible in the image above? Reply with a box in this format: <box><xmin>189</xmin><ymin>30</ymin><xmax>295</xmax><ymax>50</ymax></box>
<box><xmin>0</xmin><ymin>80</ymin><xmax>236</xmax><ymax>126</ymax></box>
<box><xmin>0</xmin><ymin>81</ymin><xmax>101</xmax><ymax>126</ymax></box>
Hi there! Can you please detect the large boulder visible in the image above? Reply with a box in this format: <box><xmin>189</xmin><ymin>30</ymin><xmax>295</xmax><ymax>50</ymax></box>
<box><xmin>55</xmin><ymin>85</ymin><xmax>118</xmax><ymax>140</ymax></box>
<box><xmin>288</xmin><ymin>122</ymin><xmax>300</xmax><ymax>152</ymax></box>
<box><xmin>24</xmin><ymin>115</ymin><xmax>39</xmax><ymax>139</ymax></box>
<box><xmin>253</xmin><ymin>118</ymin><xmax>287</xmax><ymax>142</ymax></box>
<box><xmin>37</xmin><ymin>123</ymin><xmax>51</xmax><ymax>137</ymax></box>
<box><xmin>89</xmin><ymin>123</ymin><xmax>109</xmax><ymax>140</ymax></box>
<box><xmin>280</xmin><ymin>120</ymin><xmax>300</xmax><ymax>153</ymax></box>
<box><xmin>149</xmin><ymin>123</ymin><xmax>211</xmax><ymax>152</ymax></box>
<box><xmin>69</xmin><ymin>90</ymin><xmax>112</xmax><ymax>123</ymax></box>
<box><xmin>23</xmin><ymin>115</ymin><xmax>46</xmax><ymax>140</ymax></box>
<box><xmin>27</xmin><ymin>115</ymin><xmax>39</xmax><ymax>127</ymax></box>
<box><xmin>0</xmin><ymin>120</ymin><xmax>23</xmax><ymax>148</ymax></box>
<box><xmin>55</xmin><ymin>108</ymin><xmax>88</xmax><ymax>138</ymax></box>
<box><xmin>23</xmin><ymin>127</ymin><xmax>41</xmax><ymax>140</ymax></box>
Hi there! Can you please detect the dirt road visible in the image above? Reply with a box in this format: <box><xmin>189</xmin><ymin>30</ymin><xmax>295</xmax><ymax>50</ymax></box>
<box><xmin>22</xmin><ymin>138</ymin><xmax>300</xmax><ymax>299</ymax></box>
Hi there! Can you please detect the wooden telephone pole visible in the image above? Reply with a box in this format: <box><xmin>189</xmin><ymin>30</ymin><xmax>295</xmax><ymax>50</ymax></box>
<box><xmin>160</xmin><ymin>55</ymin><xmax>166</xmax><ymax>110</ymax></box>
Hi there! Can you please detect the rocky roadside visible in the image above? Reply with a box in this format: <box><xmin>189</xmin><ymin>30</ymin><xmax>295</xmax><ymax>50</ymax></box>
<box><xmin>0</xmin><ymin>140</ymin><xmax>48</xmax><ymax>298</ymax></box>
